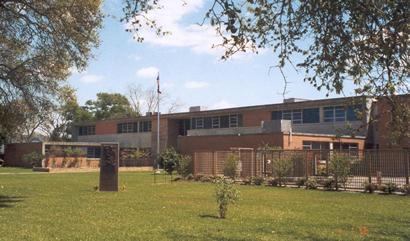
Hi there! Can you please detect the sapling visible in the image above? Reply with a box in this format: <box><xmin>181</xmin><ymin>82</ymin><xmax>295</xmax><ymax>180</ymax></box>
<box><xmin>215</xmin><ymin>177</ymin><xmax>239</xmax><ymax>219</ymax></box>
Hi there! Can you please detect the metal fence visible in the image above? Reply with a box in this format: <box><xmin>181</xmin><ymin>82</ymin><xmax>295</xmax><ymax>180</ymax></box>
<box><xmin>193</xmin><ymin>149</ymin><xmax>410</xmax><ymax>189</ymax></box>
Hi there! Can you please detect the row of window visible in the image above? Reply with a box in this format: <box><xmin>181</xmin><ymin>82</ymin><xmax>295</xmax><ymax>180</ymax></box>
<box><xmin>117</xmin><ymin>121</ymin><xmax>152</xmax><ymax>133</ymax></box>
<box><xmin>272</xmin><ymin>105</ymin><xmax>361</xmax><ymax>124</ymax></box>
<box><xmin>302</xmin><ymin>141</ymin><xmax>358</xmax><ymax>150</ymax></box>
<box><xmin>78</xmin><ymin>126</ymin><xmax>95</xmax><ymax>136</ymax></box>
<box><xmin>191</xmin><ymin>114</ymin><xmax>243</xmax><ymax>129</ymax></box>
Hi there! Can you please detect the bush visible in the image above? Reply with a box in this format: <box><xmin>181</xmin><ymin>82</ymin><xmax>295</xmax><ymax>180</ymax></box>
<box><xmin>267</xmin><ymin>178</ymin><xmax>279</xmax><ymax>187</ymax></box>
<box><xmin>296</xmin><ymin>178</ymin><xmax>306</xmax><ymax>188</ymax></box>
<box><xmin>323</xmin><ymin>178</ymin><xmax>337</xmax><ymax>191</ymax></box>
<box><xmin>400</xmin><ymin>184</ymin><xmax>410</xmax><ymax>195</ymax></box>
<box><xmin>185</xmin><ymin>173</ymin><xmax>194</xmax><ymax>181</ymax></box>
<box><xmin>200</xmin><ymin>175</ymin><xmax>214</xmax><ymax>183</ymax></box>
<box><xmin>194</xmin><ymin>174</ymin><xmax>204</xmax><ymax>182</ymax></box>
<box><xmin>22</xmin><ymin>151</ymin><xmax>44</xmax><ymax>167</ymax></box>
<box><xmin>272</xmin><ymin>157</ymin><xmax>293</xmax><ymax>186</ymax></box>
<box><xmin>328</xmin><ymin>154</ymin><xmax>351</xmax><ymax>191</ymax></box>
<box><xmin>176</xmin><ymin>155</ymin><xmax>192</xmax><ymax>177</ymax></box>
<box><xmin>223</xmin><ymin>154</ymin><xmax>239</xmax><ymax>179</ymax></box>
<box><xmin>363</xmin><ymin>181</ymin><xmax>376</xmax><ymax>193</ymax></box>
<box><xmin>305</xmin><ymin>178</ymin><xmax>318</xmax><ymax>190</ymax></box>
<box><xmin>242</xmin><ymin>177</ymin><xmax>252</xmax><ymax>185</ymax></box>
<box><xmin>378</xmin><ymin>182</ymin><xmax>397</xmax><ymax>194</ymax></box>
<box><xmin>215</xmin><ymin>177</ymin><xmax>239</xmax><ymax>219</ymax></box>
<box><xmin>251</xmin><ymin>176</ymin><xmax>264</xmax><ymax>186</ymax></box>
<box><xmin>160</xmin><ymin>148</ymin><xmax>179</xmax><ymax>175</ymax></box>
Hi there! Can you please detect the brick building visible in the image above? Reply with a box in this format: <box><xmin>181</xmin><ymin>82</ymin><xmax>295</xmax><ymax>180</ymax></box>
<box><xmin>72</xmin><ymin>96</ymin><xmax>391</xmax><ymax>159</ymax></box>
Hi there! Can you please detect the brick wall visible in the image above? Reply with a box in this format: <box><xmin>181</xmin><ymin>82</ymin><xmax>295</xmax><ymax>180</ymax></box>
<box><xmin>372</xmin><ymin>96</ymin><xmax>410</xmax><ymax>149</ymax></box>
<box><xmin>177</xmin><ymin>133</ymin><xmax>284</xmax><ymax>154</ymax></box>
<box><xmin>4</xmin><ymin>143</ymin><xmax>43</xmax><ymax>167</ymax></box>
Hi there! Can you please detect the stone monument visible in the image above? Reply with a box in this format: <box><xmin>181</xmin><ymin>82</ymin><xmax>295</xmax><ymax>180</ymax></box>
<box><xmin>99</xmin><ymin>143</ymin><xmax>119</xmax><ymax>192</ymax></box>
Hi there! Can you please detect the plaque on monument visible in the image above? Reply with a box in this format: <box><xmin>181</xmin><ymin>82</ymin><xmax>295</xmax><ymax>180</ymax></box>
<box><xmin>99</xmin><ymin>143</ymin><xmax>119</xmax><ymax>192</ymax></box>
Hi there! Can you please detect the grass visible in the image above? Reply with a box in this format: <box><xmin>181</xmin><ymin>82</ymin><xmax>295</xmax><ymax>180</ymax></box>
<box><xmin>0</xmin><ymin>167</ymin><xmax>33</xmax><ymax>173</ymax></box>
<box><xmin>0</xmin><ymin>169</ymin><xmax>409</xmax><ymax>241</ymax></box>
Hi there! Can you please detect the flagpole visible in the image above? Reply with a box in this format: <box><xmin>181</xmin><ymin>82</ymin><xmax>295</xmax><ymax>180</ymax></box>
<box><xmin>156</xmin><ymin>72</ymin><xmax>160</xmax><ymax>171</ymax></box>
<box><xmin>157</xmin><ymin>86</ymin><xmax>160</xmax><ymax>170</ymax></box>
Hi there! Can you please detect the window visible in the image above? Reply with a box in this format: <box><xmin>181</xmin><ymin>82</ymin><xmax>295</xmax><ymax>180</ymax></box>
<box><xmin>272</xmin><ymin>111</ymin><xmax>282</xmax><ymax>120</ymax></box>
<box><xmin>87</xmin><ymin>147</ymin><xmax>101</xmax><ymax>158</ymax></box>
<box><xmin>323</xmin><ymin>107</ymin><xmax>334</xmax><ymax>122</ymax></box>
<box><xmin>139</xmin><ymin>121</ymin><xmax>152</xmax><ymax>132</ymax></box>
<box><xmin>292</xmin><ymin>109</ymin><xmax>302</xmax><ymax>124</ymax></box>
<box><xmin>78</xmin><ymin>126</ymin><xmax>95</xmax><ymax>136</ymax></box>
<box><xmin>282</xmin><ymin>110</ymin><xmax>292</xmax><ymax>120</ymax></box>
<box><xmin>178</xmin><ymin>119</ymin><xmax>191</xmax><ymax>136</ymax></box>
<box><xmin>303</xmin><ymin>141</ymin><xmax>330</xmax><ymax>150</ymax></box>
<box><xmin>334</xmin><ymin>106</ymin><xmax>346</xmax><ymax>121</ymax></box>
<box><xmin>220</xmin><ymin>115</ymin><xmax>230</xmax><ymax>128</ymax></box>
<box><xmin>117</xmin><ymin>122</ymin><xmax>137</xmax><ymax>133</ymax></box>
<box><xmin>229</xmin><ymin>114</ymin><xmax>239</xmax><ymax>127</ymax></box>
<box><xmin>191</xmin><ymin>114</ymin><xmax>242</xmax><ymax>129</ymax></box>
<box><xmin>204</xmin><ymin>117</ymin><xmax>212</xmax><ymax>129</ymax></box>
<box><xmin>347</xmin><ymin>105</ymin><xmax>361</xmax><ymax>121</ymax></box>
<box><xmin>212</xmin><ymin>117</ymin><xmax>220</xmax><ymax>128</ymax></box>
<box><xmin>195</xmin><ymin>118</ymin><xmax>204</xmax><ymax>129</ymax></box>
<box><xmin>302</xmin><ymin>108</ymin><xmax>320</xmax><ymax>123</ymax></box>
<box><xmin>334</xmin><ymin>142</ymin><xmax>358</xmax><ymax>150</ymax></box>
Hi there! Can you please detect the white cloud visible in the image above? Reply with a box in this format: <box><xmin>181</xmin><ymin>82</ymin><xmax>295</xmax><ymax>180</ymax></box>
<box><xmin>210</xmin><ymin>100</ymin><xmax>235</xmax><ymax>110</ymax></box>
<box><xmin>127</xmin><ymin>0</ymin><xmax>227</xmax><ymax>56</ymax></box>
<box><xmin>78</xmin><ymin>74</ymin><xmax>104</xmax><ymax>84</ymax></box>
<box><xmin>184</xmin><ymin>81</ymin><xmax>209</xmax><ymax>89</ymax></box>
<box><xmin>136</xmin><ymin>66</ymin><xmax>159</xmax><ymax>79</ymax></box>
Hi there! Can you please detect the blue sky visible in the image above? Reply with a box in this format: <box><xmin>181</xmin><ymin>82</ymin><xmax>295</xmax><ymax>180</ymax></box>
<box><xmin>68</xmin><ymin>0</ymin><xmax>355</xmax><ymax>112</ymax></box>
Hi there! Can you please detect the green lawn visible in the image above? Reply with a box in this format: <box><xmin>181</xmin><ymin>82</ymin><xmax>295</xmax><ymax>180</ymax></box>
<box><xmin>0</xmin><ymin>170</ymin><xmax>409</xmax><ymax>241</ymax></box>
<box><xmin>0</xmin><ymin>167</ymin><xmax>33</xmax><ymax>173</ymax></box>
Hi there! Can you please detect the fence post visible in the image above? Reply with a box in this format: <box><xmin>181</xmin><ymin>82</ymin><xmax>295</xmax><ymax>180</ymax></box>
<box><xmin>406</xmin><ymin>151</ymin><xmax>409</xmax><ymax>185</ymax></box>
<box><xmin>305</xmin><ymin>151</ymin><xmax>309</xmax><ymax>180</ymax></box>
<box><xmin>367</xmin><ymin>151</ymin><xmax>372</xmax><ymax>184</ymax></box>
<box><xmin>194</xmin><ymin>152</ymin><xmax>197</xmax><ymax>175</ymax></box>
<box><xmin>212</xmin><ymin>152</ymin><xmax>216</xmax><ymax>176</ymax></box>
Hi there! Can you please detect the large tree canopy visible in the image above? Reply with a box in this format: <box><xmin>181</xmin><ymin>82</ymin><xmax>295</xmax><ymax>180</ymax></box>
<box><xmin>0</xmin><ymin>0</ymin><xmax>103</xmax><ymax>139</ymax></box>
<box><xmin>124</xmin><ymin>0</ymin><xmax>409</xmax><ymax>98</ymax></box>
<box><xmin>123</xmin><ymin>0</ymin><xmax>409</xmax><ymax>141</ymax></box>
<box><xmin>84</xmin><ymin>92</ymin><xmax>136</xmax><ymax>120</ymax></box>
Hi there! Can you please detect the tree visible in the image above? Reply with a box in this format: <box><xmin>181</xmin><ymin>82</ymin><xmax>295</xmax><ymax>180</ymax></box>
<box><xmin>272</xmin><ymin>157</ymin><xmax>293</xmax><ymax>186</ymax></box>
<box><xmin>329</xmin><ymin>154</ymin><xmax>352</xmax><ymax>191</ymax></box>
<box><xmin>215</xmin><ymin>177</ymin><xmax>239</xmax><ymax>219</ymax></box>
<box><xmin>126</xmin><ymin>83</ymin><xmax>183</xmax><ymax>115</ymax></box>
<box><xmin>123</xmin><ymin>0</ymin><xmax>410</xmax><ymax>139</ymax></box>
<box><xmin>0</xmin><ymin>0</ymin><xmax>103</xmax><ymax>141</ymax></box>
<box><xmin>85</xmin><ymin>92</ymin><xmax>136</xmax><ymax>120</ymax></box>
<box><xmin>41</xmin><ymin>86</ymin><xmax>93</xmax><ymax>141</ymax></box>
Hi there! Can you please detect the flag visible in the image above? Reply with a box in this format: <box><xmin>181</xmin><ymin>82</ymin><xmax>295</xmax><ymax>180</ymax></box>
<box><xmin>156</xmin><ymin>73</ymin><xmax>161</xmax><ymax>94</ymax></box>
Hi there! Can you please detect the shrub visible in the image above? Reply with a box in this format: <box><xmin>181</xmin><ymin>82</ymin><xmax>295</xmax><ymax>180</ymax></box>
<box><xmin>267</xmin><ymin>178</ymin><xmax>279</xmax><ymax>187</ymax></box>
<box><xmin>176</xmin><ymin>155</ymin><xmax>192</xmax><ymax>177</ymax></box>
<box><xmin>185</xmin><ymin>173</ymin><xmax>194</xmax><ymax>181</ymax></box>
<box><xmin>160</xmin><ymin>148</ymin><xmax>179</xmax><ymax>175</ymax></box>
<box><xmin>215</xmin><ymin>177</ymin><xmax>239</xmax><ymax>219</ymax></box>
<box><xmin>172</xmin><ymin>176</ymin><xmax>182</xmax><ymax>182</ymax></box>
<box><xmin>305</xmin><ymin>178</ymin><xmax>318</xmax><ymax>190</ymax></box>
<box><xmin>194</xmin><ymin>174</ymin><xmax>204</xmax><ymax>182</ymax></box>
<box><xmin>400</xmin><ymin>184</ymin><xmax>410</xmax><ymax>195</ymax></box>
<box><xmin>363</xmin><ymin>181</ymin><xmax>376</xmax><ymax>193</ymax></box>
<box><xmin>251</xmin><ymin>176</ymin><xmax>264</xmax><ymax>186</ymax></box>
<box><xmin>272</xmin><ymin>157</ymin><xmax>293</xmax><ymax>186</ymax></box>
<box><xmin>296</xmin><ymin>178</ymin><xmax>306</xmax><ymax>188</ymax></box>
<box><xmin>323</xmin><ymin>178</ymin><xmax>337</xmax><ymax>191</ymax></box>
<box><xmin>223</xmin><ymin>154</ymin><xmax>239</xmax><ymax>179</ymax></box>
<box><xmin>242</xmin><ymin>177</ymin><xmax>252</xmax><ymax>185</ymax></box>
<box><xmin>22</xmin><ymin>151</ymin><xmax>44</xmax><ymax>167</ymax></box>
<box><xmin>328</xmin><ymin>154</ymin><xmax>351</xmax><ymax>191</ymax></box>
<box><xmin>378</xmin><ymin>182</ymin><xmax>397</xmax><ymax>194</ymax></box>
<box><xmin>200</xmin><ymin>175</ymin><xmax>214</xmax><ymax>183</ymax></box>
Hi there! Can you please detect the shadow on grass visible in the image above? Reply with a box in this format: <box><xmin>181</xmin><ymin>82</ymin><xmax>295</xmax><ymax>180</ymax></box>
<box><xmin>0</xmin><ymin>195</ymin><xmax>25</xmax><ymax>208</ymax></box>
<box><xmin>198</xmin><ymin>214</ymin><xmax>220</xmax><ymax>219</ymax></box>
